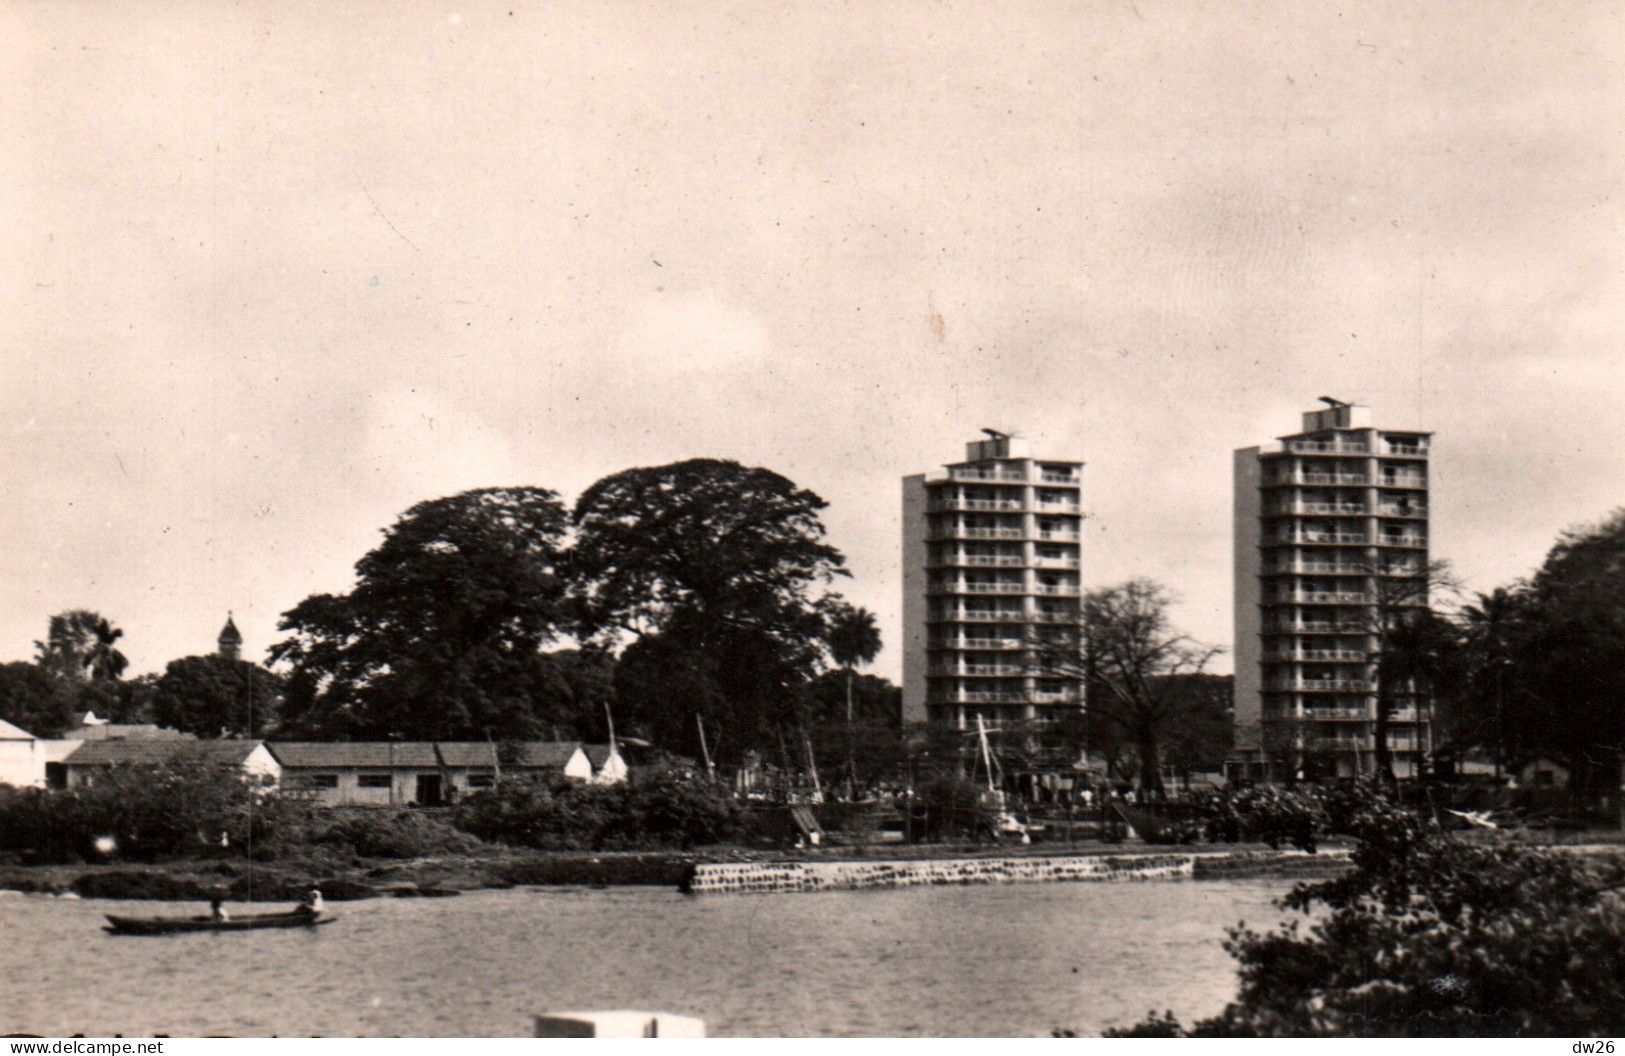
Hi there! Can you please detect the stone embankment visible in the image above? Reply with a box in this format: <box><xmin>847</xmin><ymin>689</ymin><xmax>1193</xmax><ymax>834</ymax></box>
<box><xmin>681</xmin><ymin>849</ymin><xmax>1351</xmax><ymax>894</ymax></box>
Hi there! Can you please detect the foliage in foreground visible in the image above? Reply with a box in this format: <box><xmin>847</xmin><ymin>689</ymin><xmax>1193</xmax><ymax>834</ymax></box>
<box><xmin>0</xmin><ymin>765</ymin><xmax>300</xmax><ymax>863</ymax></box>
<box><xmin>452</xmin><ymin>773</ymin><xmax>745</xmax><ymax>851</ymax></box>
<box><xmin>1105</xmin><ymin>790</ymin><xmax>1625</xmax><ymax>1037</ymax></box>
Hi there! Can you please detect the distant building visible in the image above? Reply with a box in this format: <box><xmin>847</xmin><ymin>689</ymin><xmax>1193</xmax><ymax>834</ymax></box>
<box><xmin>1232</xmin><ymin>399</ymin><xmax>1432</xmax><ymax>781</ymax></box>
<box><xmin>266</xmin><ymin>741</ymin><xmax>623</xmax><ymax>806</ymax></box>
<box><xmin>902</xmin><ymin>431</ymin><xmax>1086</xmax><ymax>727</ymax></box>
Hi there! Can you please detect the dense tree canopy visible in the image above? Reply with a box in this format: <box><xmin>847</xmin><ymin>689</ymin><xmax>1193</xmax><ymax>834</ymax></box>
<box><xmin>0</xmin><ymin>661</ymin><xmax>74</xmax><ymax>738</ymax></box>
<box><xmin>574</xmin><ymin>460</ymin><xmax>847</xmax><ymax>764</ymax></box>
<box><xmin>151</xmin><ymin>655</ymin><xmax>284</xmax><ymax>738</ymax></box>
<box><xmin>270</xmin><ymin>488</ymin><xmax>574</xmax><ymax>740</ymax></box>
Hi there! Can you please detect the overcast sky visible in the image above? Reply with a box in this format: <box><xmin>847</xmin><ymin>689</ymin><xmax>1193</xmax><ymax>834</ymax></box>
<box><xmin>4</xmin><ymin>0</ymin><xmax>1621</xmax><ymax>682</ymax></box>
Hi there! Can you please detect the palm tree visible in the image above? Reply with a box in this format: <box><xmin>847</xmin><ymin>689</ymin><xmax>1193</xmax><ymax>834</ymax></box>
<box><xmin>35</xmin><ymin>610</ymin><xmax>128</xmax><ymax>683</ymax></box>
<box><xmin>824</xmin><ymin>602</ymin><xmax>882</xmax><ymax>795</ymax></box>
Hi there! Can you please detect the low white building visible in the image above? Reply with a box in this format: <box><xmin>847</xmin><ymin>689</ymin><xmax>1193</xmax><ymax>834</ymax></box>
<box><xmin>266</xmin><ymin>741</ymin><xmax>618</xmax><ymax>807</ymax></box>
<box><xmin>0</xmin><ymin>718</ymin><xmax>43</xmax><ymax>788</ymax></box>
<box><xmin>58</xmin><ymin>738</ymin><xmax>281</xmax><ymax>788</ymax></box>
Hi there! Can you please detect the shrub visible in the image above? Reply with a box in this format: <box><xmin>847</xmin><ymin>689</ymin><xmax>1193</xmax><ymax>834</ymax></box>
<box><xmin>306</xmin><ymin>807</ymin><xmax>490</xmax><ymax>859</ymax></box>
<box><xmin>0</xmin><ymin>764</ymin><xmax>301</xmax><ymax>863</ymax></box>
<box><xmin>453</xmin><ymin>774</ymin><xmax>742</xmax><ymax>851</ymax></box>
<box><xmin>1108</xmin><ymin>785</ymin><xmax>1625</xmax><ymax>1037</ymax></box>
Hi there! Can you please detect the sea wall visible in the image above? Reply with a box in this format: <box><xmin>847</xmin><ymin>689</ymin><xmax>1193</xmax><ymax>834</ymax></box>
<box><xmin>682</xmin><ymin>854</ymin><xmax>1197</xmax><ymax>894</ymax></box>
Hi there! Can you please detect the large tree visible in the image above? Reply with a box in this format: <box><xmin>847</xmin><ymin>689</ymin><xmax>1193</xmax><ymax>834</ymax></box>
<box><xmin>1496</xmin><ymin>510</ymin><xmax>1625</xmax><ymax>799</ymax></box>
<box><xmin>151</xmin><ymin>655</ymin><xmax>284</xmax><ymax>738</ymax></box>
<box><xmin>0</xmin><ymin>661</ymin><xmax>74</xmax><ymax>738</ymax></box>
<box><xmin>35</xmin><ymin>610</ymin><xmax>128</xmax><ymax>683</ymax></box>
<box><xmin>572</xmin><ymin>459</ymin><xmax>847</xmax><ymax>763</ymax></box>
<box><xmin>269</xmin><ymin>487</ymin><xmax>574</xmax><ymax>740</ymax></box>
<box><xmin>1034</xmin><ymin>578</ymin><xmax>1219</xmax><ymax>797</ymax></box>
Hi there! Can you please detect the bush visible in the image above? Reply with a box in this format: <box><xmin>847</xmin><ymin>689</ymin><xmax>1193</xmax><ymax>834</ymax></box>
<box><xmin>305</xmin><ymin>808</ymin><xmax>490</xmax><ymax>859</ymax></box>
<box><xmin>453</xmin><ymin>774</ymin><xmax>742</xmax><ymax>851</ymax></box>
<box><xmin>0</xmin><ymin>764</ymin><xmax>302</xmax><ymax>863</ymax></box>
<box><xmin>1109</xmin><ymin>785</ymin><xmax>1625</xmax><ymax>1037</ymax></box>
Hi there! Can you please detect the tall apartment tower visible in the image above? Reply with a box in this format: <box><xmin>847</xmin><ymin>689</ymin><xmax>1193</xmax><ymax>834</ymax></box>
<box><xmin>1233</xmin><ymin>399</ymin><xmax>1432</xmax><ymax>781</ymax></box>
<box><xmin>902</xmin><ymin>431</ymin><xmax>1086</xmax><ymax>728</ymax></box>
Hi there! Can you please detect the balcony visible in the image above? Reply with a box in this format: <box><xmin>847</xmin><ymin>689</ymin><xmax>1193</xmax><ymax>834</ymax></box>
<box><xmin>929</xmin><ymin>663</ymin><xmax>1024</xmax><ymax>677</ymax></box>
<box><xmin>1041</xmin><ymin>472</ymin><xmax>1080</xmax><ymax>485</ymax></box>
<box><xmin>1274</xmin><ymin>532</ymin><xmax>1371</xmax><ymax>546</ymax></box>
<box><xmin>1269</xmin><ymin>502</ymin><xmax>1370</xmax><ymax>517</ymax></box>
<box><xmin>1264</xmin><ymin>649</ymin><xmax>1366</xmax><ymax>662</ymax></box>
<box><xmin>949</xmin><ymin>467</ymin><xmax>1027</xmax><ymax>483</ymax></box>
<box><xmin>1033</xmin><ymin>612</ymin><xmax>1079</xmax><ymax>624</ymax></box>
<box><xmin>1264</xmin><ymin>561</ymin><xmax>1370</xmax><ymax>575</ymax></box>
<box><xmin>1379</xmin><ymin>475</ymin><xmax>1427</xmax><ymax>489</ymax></box>
<box><xmin>933</xmin><ymin>581</ymin><xmax>1026</xmax><ymax>595</ymax></box>
<box><xmin>1286</xmin><ymin>440</ymin><xmax>1370</xmax><ymax>455</ymax></box>
<box><xmin>1036</xmin><ymin>530</ymin><xmax>1080</xmax><ymax>542</ymax></box>
<box><xmin>929</xmin><ymin>690</ymin><xmax>1030</xmax><ymax>704</ymax></box>
<box><xmin>1303</xmin><ymin>707</ymin><xmax>1370</xmax><ymax>721</ymax></box>
<box><xmin>1375</xmin><ymin>505</ymin><xmax>1427</xmax><ymax>519</ymax></box>
<box><xmin>1383</xmin><ymin>443</ymin><xmax>1427</xmax><ymax>458</ymax></box>
<box><xmin>1033</xmin><ymin>555</ymin><xmax>1081</xmax><ymax>569</ymax></box>
<box><xmin>929</xmin><ymin>526</ymin><xmax>1024</xmax><ymax>541</ymax></box>
<box><xmin>1034</xmin><ymin>501</ymin><xmax>1082</xmax><ymax>513</ymax></box>
<box><xmin>935</xmin><ymin>637</ymin><xmax>1024</xmax><ymax>650</ymax></box>
<box><xmin>931</xmin><ymin>610</ymin><xmax>1028</xmax><ymax>624</ymax></box>
<box><xmin>934</xmin><ymin>553</ymin><xmax>1026</xmax><ymax>568</ymax></box>
<box><xmin>1274</xmin><ymin>590</ymin><xmax>1369</xmax><ymax>605</ymax></box>
<box><xmin>1266</xmin><ymin>679</ymin><xmax>1374</xmax><ymax>693</ymax></box>
<box><xmin>931</xmin><ymin>497</ymin><xmax>1026</xmax><ymax>512</ymax></box>
<box><xmin>1376</xmin><ymin>535</ymin><xmax>1427</xmax><ymax>550</ymax></box>
<box><xmin>1033</xmin><ymin>584</ymin><xmax>1080</xmax><ymax>596</ymax></box>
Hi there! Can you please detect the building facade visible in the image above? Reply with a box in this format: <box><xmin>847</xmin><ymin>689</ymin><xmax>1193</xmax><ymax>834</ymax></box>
<box><xmin>1233</xmin><ymin>399</ymin><xmax>1432</xmax><ymax>780</ymax></box>
<box><xmin>902</xmin><ymin>431</ymin><xmax>1086</xmax><ymax>727</ymax></box>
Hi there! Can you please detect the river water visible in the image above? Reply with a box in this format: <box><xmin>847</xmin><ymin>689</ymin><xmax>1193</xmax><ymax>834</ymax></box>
<box><xmin>0</xmin><ymin>880</ymin><xmax>1292</xmax><ymax>1037</ymax></box>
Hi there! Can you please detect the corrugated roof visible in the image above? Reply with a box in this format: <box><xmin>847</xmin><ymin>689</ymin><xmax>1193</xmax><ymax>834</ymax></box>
<box><xmin>265</xmin><ymin>741</ymin><xmax>585</xmax><ymax>770</ymax></box>
<box><xmin>266</xmin><ymin>743</ymin><xmax>439</xmax><ymax>768</ymax></box>
<box><xmin>65</xmin><ymin>740</ymin><xmax>264</xmax><ymax>767</ymax></box>
<box><xmin>63</xmin><ymin>724</ymin><xmax>194</xmax><ymax>742</ymax></box>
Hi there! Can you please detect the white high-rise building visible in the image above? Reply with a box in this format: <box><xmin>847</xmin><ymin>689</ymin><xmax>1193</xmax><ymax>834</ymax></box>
<box><xmin>1233</xmin><ymin>399</ymin><xmax>1432</xmax><ymax>780</ymax></box>
<box><xmin>901</xmin><ymin>432</ymin><xmax>1086</xmax><ymax>728</ymax></box>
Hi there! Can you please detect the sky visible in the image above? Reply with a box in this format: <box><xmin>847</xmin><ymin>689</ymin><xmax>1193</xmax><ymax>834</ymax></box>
<box><xmin>3</xmin><ymin>0</ymin><xmax>1621</xmax><ymax>683</ymax></box>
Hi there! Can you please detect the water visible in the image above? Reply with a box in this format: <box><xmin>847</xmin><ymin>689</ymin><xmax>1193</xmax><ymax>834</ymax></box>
<box><xmin>0</xmin><ymin>880</ymin><xmax>1292</xmax><ymax>1037</ymax></box>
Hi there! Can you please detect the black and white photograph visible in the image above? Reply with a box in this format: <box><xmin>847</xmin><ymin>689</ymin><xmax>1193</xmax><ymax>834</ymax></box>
<box><xmin>2</xmin><ymin>0</ymin><xmax>1623</xmax><ymax>1040</ymax></box>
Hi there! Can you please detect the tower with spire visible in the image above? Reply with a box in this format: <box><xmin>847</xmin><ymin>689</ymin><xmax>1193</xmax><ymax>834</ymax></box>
<box><xmin>217</xmin><ymin>615</ymin><xmax>243</xmax><ymax>663</ymax></box>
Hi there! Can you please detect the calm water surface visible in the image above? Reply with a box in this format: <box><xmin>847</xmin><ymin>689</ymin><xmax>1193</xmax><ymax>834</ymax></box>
<box><xmin>0</xmin><ymin>880</ymin><xmax>1291</xmax><ymax>1037</ymax></box>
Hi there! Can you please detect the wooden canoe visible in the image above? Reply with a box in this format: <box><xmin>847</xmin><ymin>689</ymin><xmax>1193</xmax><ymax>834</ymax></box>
<box><xmin>104</xmin><ymin>910</ymin><xmax>334</xmax><ymax>935</ymax></box>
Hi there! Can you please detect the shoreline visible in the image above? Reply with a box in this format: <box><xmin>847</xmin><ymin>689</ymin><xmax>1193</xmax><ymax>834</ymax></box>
<box><xmin>0</xmin><ymin>842</ymin><xmax>1353</xmax><ymax>902</ymax></box>
<box><xmin>6</xmin><ymin>838</ymin><xmax>1618</xmax><ymax>902</ymax></box>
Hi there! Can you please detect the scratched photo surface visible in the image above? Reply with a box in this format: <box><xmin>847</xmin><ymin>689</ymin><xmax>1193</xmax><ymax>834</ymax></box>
<box><xmin>3</xmin><ymin>0</ymin><xmax>1622</xmax><ymax>1038</ymax></box>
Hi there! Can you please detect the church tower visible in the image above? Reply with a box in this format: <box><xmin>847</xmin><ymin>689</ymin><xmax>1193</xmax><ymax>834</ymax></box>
<box><xmin>217</xmin><ymin>615</ymin><xmax>243</xmax><ymax>662</ymax></box>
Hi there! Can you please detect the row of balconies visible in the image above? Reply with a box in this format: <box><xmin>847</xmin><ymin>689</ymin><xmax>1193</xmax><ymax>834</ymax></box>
<box><xmin>1267</xmin><ymin>590</ymin><xmax>1370</xmax><ymax>605</ymax></box>
<box><xmin>1264</xmin><ymin>472</ymin><xmax>1429</xmax><ymax>489</ymax></box>
<box><xmin>927</xmin><ymin>581</ymin><xmax>1080</xmax><ymax>596</ymax></box>
<box><xmin>1262</xmin><ymin>561</ymin><xmax>1422</xmax><ymax>576</ymax></box>
<box><xmin>927</xmin><ymin>527</ymin><xmax>1082</xmax><ymax>542</ymax></box>
<box><xmin>1266</xmin><ymin>678</ymin><xmax>1375</xmax><ymax>692</ymax></box>
<box><xmin>1267</xmin><ymin>532</ymin><xmax>1427</xmax><ymax>548</ymax></box>
<box><xmin>1265</xmin><ymin>502</ymin><xmax>1427</xmax><ymax>519</ymax></box>
<box><xmin>946</xmin><ymin>466</ymin><xmax>1082</xmax><ymax>485</ymax></box>
<box><xmin>932</xmin><ymin>637</ymin><xmax>1025</xmax><ymax>650</ymax></box>
<box><xmin>928</xmin><ymin>495</ymin><xmax>1088</xmax><ymax>513</ymax></box>
<box><xmin>1284</xmin><ymin>439</ymin><xmax>1427</xmax><ymax>458</ymax></box>
<box><xmin>927</xmin><ymin>551</ymin><xmax>1080</xmax><ymax>568</ymax></box>
<box><xmin>1264</xmin><ymin>648</ymin><xmax>1366</xmax><ymax>661</ymax></box>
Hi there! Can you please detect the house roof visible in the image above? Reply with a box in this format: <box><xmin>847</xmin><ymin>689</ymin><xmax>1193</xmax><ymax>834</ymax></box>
<box><xmin>63</xmin><ymin>724</ymin><xmax>194</xmax><ymax>742</ymax></box>
<box><xmin>64</xmin><ymin>739</ymin><xmax>266</xmax><ymax>767</ymax></box>
<box><xmin>266</xmin><ymin>741</ymin><xmax>585</xmax><ymax>770</ymax></box>
<box><xmin>583</xmin><ymin>743</ymin><xmax>621</xmax><ymax>769</ymax></box>
<box><xmin>267</xmin><ymin>743</ymin><xmax>440</xmax><ymax>768</ymax></box>
<box><xmin>0</xmin><ymin>718</ymin><xmax>36</xmax><ymax>740</ymax></box>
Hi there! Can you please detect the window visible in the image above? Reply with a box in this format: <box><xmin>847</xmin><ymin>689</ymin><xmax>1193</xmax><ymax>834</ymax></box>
<box><xmin>304</xmin><ymin>774</ymin><xmax>339</xmax><ymax>789</ymax></box>
<box><xmin>467</xmin><ymin>774</ymin><xmax>495</xmax><ymax>789</ymax></box>
<box><xmin>357</xmin><ymin>774</ymin><xmax>392</xmax><ymax>789</ymax></box>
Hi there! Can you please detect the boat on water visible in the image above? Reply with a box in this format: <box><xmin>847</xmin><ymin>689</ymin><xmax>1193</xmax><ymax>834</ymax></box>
<box><xmin>103</xmin><ymin>909</ymin><xmax>335</xmax><ymax>935</ymax></box>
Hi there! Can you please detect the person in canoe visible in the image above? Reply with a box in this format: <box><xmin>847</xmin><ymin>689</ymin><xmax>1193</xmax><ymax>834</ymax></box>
<box><xmin>295</xmin><ymin>887</ymin><xmax>324</xmax><ymax>918</ymax></box>
<box><xmin>209</xmin><ymin>898</ymin><xmax>231</xmax><ymax>923</ymax></box>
